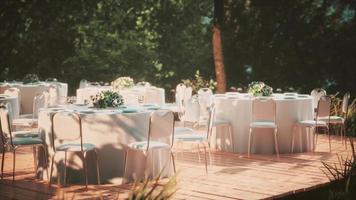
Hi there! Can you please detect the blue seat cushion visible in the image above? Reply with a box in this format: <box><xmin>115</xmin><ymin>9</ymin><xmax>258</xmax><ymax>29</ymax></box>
<box><xmin>12</xmin><ymin>137</ymin><xmax>43</xmax><ymax>146</ymax></box>
<box><xmin>129</xmin><ymin>141</ymin><xmax>170</xmax><ymax>150</ymax></box>
<box><xmin>56</xmin><ymin>143</ymin><xmax>95</xmax><ymax>152</ymax></box>
<box><xmin>174</xmin><ymin>133</ymin><xmax>206</xmax><ymax>142</ymax></box>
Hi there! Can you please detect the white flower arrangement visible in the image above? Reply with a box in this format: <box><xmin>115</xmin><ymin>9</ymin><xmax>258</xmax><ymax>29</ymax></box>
<box><xmin>91</xmin><ymin>90</ymin><xmax>124</xmax><ymax>108</ymax></box>
<box><xmin>111</xmin><ymin>76</ymin><xmax>135</xmax><ymax>90</ymax></box>
<box><xmin>247</xmin><ymin>81</ymin><xmax>273</xmax><ymax>97</ymax></box>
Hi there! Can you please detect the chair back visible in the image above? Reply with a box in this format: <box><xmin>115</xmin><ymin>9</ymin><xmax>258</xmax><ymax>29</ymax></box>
<box><xmin>175</xmin><ymin>83</ymin><xmax>186</xmax><ymax>103</ymax></box>
<box><xmin>183</xmin><ymin>96</ymin><xmax>200</xmax><ymax>123</ymax></box>
<box><xmin>342</xmin><ymin>92</ymin><xmax>350</xmax><ymax>114</ymax></box>
<box><xmin>147</xmin><ymin>110</ymin><xmax>174</xmax><ymax>149</ymax></box>
<box><xmin>206</xmin><ymin>104</ymin><xmax>216</xmax><ymax>140</ymax></box>
<box><xmin>316</xmin><ymin>96</ymin><xmax>331</xmax><ymax>119</ymax></box>
<box><xmin>48</xmin><ymin>85</ymin><xmax>59</xmax><ymax>106</ymax></box>
<box><xmin>198</xmin><ymin>88</ymin><xmax>213</xmax><ymax>120</ymax></box>
<box><xmin>183</xmin><ymin>87</ymin><xmax>193</xmax><ymax>105</ymax></box>
<box><xmin>32</xmin><ymin>92</ymin><xmax>50</xmax><ymax>118</ymax></box>
<box><xmin>52</xmin><ymin>111</ymin><xmax>83</xmax><ymax>151</ymax></box>
<box><xmin>311</xmin><ymin>88</ymin><xmax>326</xmax><ymax>110</ymax></box>
<box><xmin>4</xmin><ymin>87</ymin><xmax>21</xmax><ymax>106</ymax></box>
<box><xmin>0</xmin><ymin>107</ymin><xmax>13</xmax><ymax>147</ymax></box>
<box><xmin>252</xmin><ymin>98</ymin><xmax>276</xmax><ymax>123</ymax></box>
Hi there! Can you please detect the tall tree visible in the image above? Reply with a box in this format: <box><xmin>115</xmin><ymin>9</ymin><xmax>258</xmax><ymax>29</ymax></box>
<box><xmin>212</xmin><ymin>0</ymin><xmax>226</xmax><ymax>93</ymax></box>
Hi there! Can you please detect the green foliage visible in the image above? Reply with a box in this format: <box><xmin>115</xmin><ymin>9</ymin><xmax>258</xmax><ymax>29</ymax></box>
<box><xmin>247</xmin><ymin>81</ymin><xmax>273</xmax><ymax>97</ymax></box>
<box><xmin>91</xmin><ymin>90</ymin><xmax>124</xmax><ymax>108</ymax></box>
<box><xmin>22</xmin><ymin>73</ymin><xmax>39</xmax><ymax>84</ymax></box>
<box><xmin>181</xmin><ymin>70</ymin><xmax>216</xmax><ymax>94</ymax></box>
<box><xmin>322</xmin><ymin>139</ymin><xmax>356</xmax><ymax>200</ymax></box>
<box><xmin>0</xmin><ymin>0</ymin><xmax>356</xmax><ymax>97</ymax></box>
<box><xmin>128</xmin><ymin>173</ymin><xmax>177</xmax><ymax>200</ymax></box>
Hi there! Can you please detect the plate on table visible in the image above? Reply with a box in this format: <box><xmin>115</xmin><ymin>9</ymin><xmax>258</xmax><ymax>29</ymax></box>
<box><xmin>74</xmin><ymin>103</ymin><xmax>87</xmax><ymax>106</ymax></box>
<box><xmin>79</xmin><ymin>110</ymin><xmax>95</xmax><ymax>114</ymax></box>
<box><xmin>284</xmin><ymin>97</ymin><xmax>296</xmax><ymax>100</ymax></box>
<box><xmin>297</xmin><ymin>95</ymin><xmax>309</xmax><ymax>98</ymax></box>
<box><xmin>122</xmin><ymin>108</ymin><xmax>138</xmax><ymax>113</ymax></box>
<box><xmin>284</xmin><ymin>93</ymin><xmax>298</xmax><ymax>96</ymax></box>
<box><xmin>147</xmin><ymin>106</ymin><xmax>161</xmax><ymax>110</ymax></box>
<box><xmin>143</xmin><ymin>104</ymin><xmax>157</xmax><ymax>107</ymax></box>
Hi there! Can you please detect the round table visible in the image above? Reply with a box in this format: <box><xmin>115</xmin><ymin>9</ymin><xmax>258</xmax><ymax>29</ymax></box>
<box><xmin>0</xmin><ymin>82</ymin><xmax>68</xmax><ymax>114</ymax></box>
<box><xmin>212</xmin><ymin>93</ymin><xmax>314</xmax><ymax>154</ymax></box>
<box><xmin>0</xmin><ymin>94</ymin><xmax>20</xmax><ymax>119</ymax></box>
<box><xmin>37</xmin><ymin>105</ymin><xmax>172</xmax><ymax>184</ymax></box>
<box><xmin>76</xmin><ymin>86</ymin><xmax>165</xmax><ymax>105</ymax></box>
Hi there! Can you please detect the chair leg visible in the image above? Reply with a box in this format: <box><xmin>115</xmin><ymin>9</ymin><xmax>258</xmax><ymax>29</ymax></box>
<box><xmin>33</xmin><ymin>146</ymin><xmax>37</xmax><ymax>178</ymax></box>
<box><xmin>273</xmin><ymin>129</ymin><xmax>279</xmax><ymax>158</ymax></box>
<box><xmin>1</xmin><ymin>150</ymin><xmax>5</xmax><ymax>179</ymax></box>
<box><xmin>49</xmin><ymin>154</ymin><xmax>55</xmax><ymax>188</ymax></box>
<box><xmin>327</xmin><ymin>127</ymin><xmax>331</xmax><ymax>152</ymax></box>
<box><xmin>41</xmin><ymin>145</ymin><xmax>49</xmax><ymax>179</ymax></box>
<box><xmin>171</xmin><ymin>152</ymin><xmax>176</xmax><ymax>174</ymax></box>
<box><xmin>12</xmin><ymin>149</ymin><xmax>16</xmax><ymax>182</ymax></box>
<box><xmin>248</xmin><ymin>128</ymin><xmax>252</xmax><ymax>158</ymax></box>
<box><xmin>94</xmin><ymin>149</ymin><xmax>101</xmax><ymax>185</ymax></box>
<box><xmin>63</xmin><ymin>151</ymin><xmax>67</xmax><ymax>186</ymax></box>
<box><xmin>343</xmin><ymin>125</ymin><xmax>347</xmax><ymax>149</ymax></box>
<box><xmin>82</xmin><ymin>152</ymin><xmax>88</xmax><ymax>190</ymax></box>
<box><xmin>202</xmin><ymin>143</ymin><xmax>208</xmax><ymax>173</ymax></box>
<box><xmin>228</xmin><ymin>125</ymin><xmax>234</xmax><ymax>152</ymax></box>
<box><xmin>314</xmin><ymin>127</ymin><xmax>318</xmax><ymax>150</ymax></box>
<box><xmin>197</xmin><ymin>143</ymin><xmax>201</xmax><ymax>162</ymax></box>
<box><xmin>122</xmin><ymin>150</ymin><xmax>128</xmax><ymax>185</ymax></box>
<box><xmin>291</xmin><ymin>125</ymin><xmax>296</xmax><ymax>153</ymax></box>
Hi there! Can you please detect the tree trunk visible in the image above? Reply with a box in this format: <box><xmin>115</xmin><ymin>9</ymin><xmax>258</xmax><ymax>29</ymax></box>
<box><xmin>212</xmin><ymin>0</ymin><xmax>226</xmax><ymax>93</ymax></box>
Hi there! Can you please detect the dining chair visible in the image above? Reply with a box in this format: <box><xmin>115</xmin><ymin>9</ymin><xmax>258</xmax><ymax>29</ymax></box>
<box><xmin>174</xmin><ymin>104</ymin><xmax>231</xmax><ymax>172</ymax></box>
<box><xmin>319</xmin><ymin>92</ymin><xmax>350</xmax><ymax>147</ymax></box>
<box><xmin>49</xmin><ymin>111</ymin><xmax>100</xmax><ymax>189</ymax></box>
<box><xmin>3</xmin><ymin>88</ymin><xmax>21</xmax><ymax>112</ymax></box>
<box><xmin>181</xmin><ymin>96</ymin><xmax>201</xmax><ymax>128</ymax></box>
<box><xmin>197</xmin><ymin>88</ymin><xmax>213</xmax><ymax>122</ymax></box>
<box><xmin>0</xmin><ymin>106</ymin><xmax>47</xmax><ymax>181</ymax></box>
<box><xmin>311</xmin><ymin>88</ymin><xmax>327</xmax><ymax>114</ymax></box>
<box><xmin>12</xmin><ymin>92</ymin><xmax>49</xmax><ymax>130</ymax></box>
<box><xmin>291</xmin><ymin>95</ymin><xmax>331</xmax><ymax>152</ymax></box>
<box><xmin>248</xmin><ymin>98</ymin><xmax>279</xmax><ymax>158</ymax></box>
<box><xmin>123</xmin><ymin>110</ymin><xmax>175</xmax><ymax>184</ymax></box>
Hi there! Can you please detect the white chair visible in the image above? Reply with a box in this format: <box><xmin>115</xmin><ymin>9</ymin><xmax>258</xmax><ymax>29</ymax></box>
<box><xmin>197</xmin><ymin>88</ymin><xmax>213</xmax><ymax>122</ymax></box>
<box><xmin>311</xmin><ymin>88</ymin><xmax>327</xmax><ymax>114</ymax></box>
<box><xmin>0</xmin><ymin>107</ymin><xmax>47</xmax><ymax>181</ymax></box>
<box><xmin>181</xmin><ymin>96</ymin><xmax>200</xmax><ymax>128</ymax></box>
<box><xmin>12</xmin><ymin>92</ymin><xmax>49</xmax><ymax>129</ymax></box>
<box><xmin>248</xmin><ymin>98</ymin><xmax>279</xmax><ymax>158</ymax></box>
<box><xmin>123</xmin><ymin>110</ymin><xmax>176</xmax><ymax>184</ymax></box>
<box><xmin>319</xmin><ymin>92</ymin><xmax>350</xmax><ymax>147</ymax></box>
<box><xmin>49</xmin><ymin>111</ymin><xmax>100</xmax><ymax>189</ymax></box>
<box><xmin>4</xmin><ymin>87</ymin><xmax>21</xmax><ymax>111</ymax></box>
<box><xmin>183</xmin><ymin>86</ymin><xmax>193</xmax><ymax>106</ymax></box>
<box><xmin>173</xmin><ymin>104</ymin><xmax>233</xmax><ymax>172</ymax></box>
<box><xmin>175</xmin><ymin>83</ymin><xmax>186</xmax><ymax>107</ymax></box>
<box><xmin>291</xmin><ymin>96</ymin><xmax>331</xmax><ymax>152</ymax></box>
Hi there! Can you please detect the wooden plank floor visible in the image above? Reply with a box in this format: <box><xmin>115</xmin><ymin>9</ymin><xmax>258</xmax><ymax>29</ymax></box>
<box><xmin>0</xmin><ymin>135</ymin><xmax>353</xmax><ymax>200</ymax></box>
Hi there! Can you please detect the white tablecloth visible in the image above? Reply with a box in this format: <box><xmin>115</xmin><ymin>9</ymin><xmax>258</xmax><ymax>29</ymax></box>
<box><xmin>0</xmin><ymin>82</ymin><xmax>68</xmax><ymax>114</ymax></box>
<box><xmin>0</xmin><ymin>94</ymin><xmax>20</xmax><ymax>119</ymax></box>
<box><xmin>212</xmin><ymin>93</ymin><xmax>314</xmax><ymax>154</ymax></box>
<box><xmin>76</xmin><ymin>86</ymin><xmax>165</xmax><ymax>105</ymax></box>
<box><xmin>37</xmin><ymin>105</ymin><xmax>172</xmax><ymax>184</ymax></box>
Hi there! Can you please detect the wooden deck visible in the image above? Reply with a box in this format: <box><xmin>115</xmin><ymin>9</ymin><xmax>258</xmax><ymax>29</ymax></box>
<box><xmin>0</xmin><ymin>135</ymin><xmax>353</xmax><ymax>200</ymax></box>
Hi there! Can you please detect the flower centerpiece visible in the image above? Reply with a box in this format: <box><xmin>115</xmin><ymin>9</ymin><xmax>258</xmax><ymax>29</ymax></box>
<box><xmin>91</xmin><ymin>90</ymin><xmax>124</xmax><ymax>108</ymax></box>
<box><xmin>22</xmin><ymin>73</ymin><xmax>40</xmax><ymax>84</ymax></box>
<box><xmin>111</xmin><ymin>76</ymin><xmax>135</xmax><ymax>90</ymax></box>
<box><xmin>247</xmin><ymin>81</ymin><xmax>273</xmax><ymax>97</ymax></box>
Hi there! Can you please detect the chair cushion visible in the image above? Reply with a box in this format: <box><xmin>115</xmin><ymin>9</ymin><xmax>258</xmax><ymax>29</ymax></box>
<box><xmin>12</xmin><ymin>131</ymin><xmax>39</xmax><ymax>138</ymax></box>
<box><xmin>250</xmin><ymin>121</ymin><xmax>276</xmax><ymax>128</ymax></box>
<box><xmin>12</xmin><ymin>137</ymin><xmax>43</xmax><ymax>146</ymax></box>
<box><xmin>56</xmin><ymin>143</ymin><xmax>95</xmax><ymax>152</ymax></box>
<box><xmin>174</xmin><ymin>133</ymin><xmax>206</xmax><ymax>142</ymax></box>
<box><xmin>213</xmin><ymin>119</ymin><xmax>230</xmax><ymax>126</ymax></box>
<box><xmin>129</xmin><ymin>141</ymin><xmax>170</xmax><ymax>150</ymax></box>
<box><xmin>174</xmin><ymin>127</ymin><xmax>195</xmax><ymax>134</ymax></box>
<box><xmin>297</xmin><ymin>120</ymin><xmax>327</xmax><ymax>127</ymax></box>
<box><xmin>12</xmin><ymin>118</ymin><xmax>38</xmax><ymax>126</ymax></box>
<box><xmin>318</xmin><ymin>116</ymin><xmax>344</xmax><ymax>124</ymax></box>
